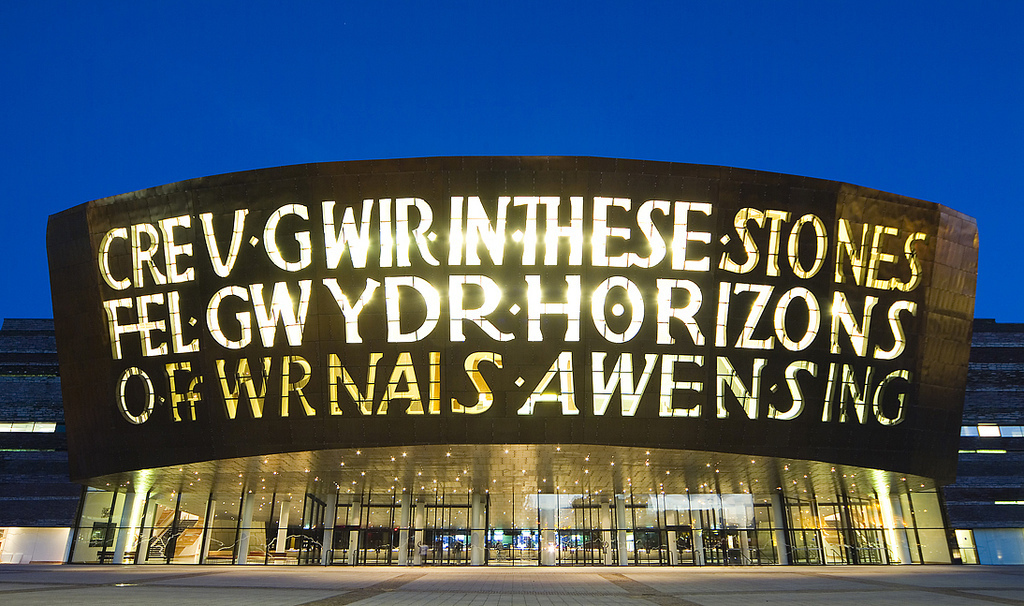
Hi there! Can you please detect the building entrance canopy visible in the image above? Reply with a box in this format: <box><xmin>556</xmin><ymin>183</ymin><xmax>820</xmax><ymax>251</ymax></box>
<box><xmin>88</xmin><ymin>444</ymin><xmax>926</xmax><ymax>502</ymax></box>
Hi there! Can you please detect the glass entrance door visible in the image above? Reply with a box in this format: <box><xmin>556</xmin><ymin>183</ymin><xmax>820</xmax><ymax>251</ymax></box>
<box><xmin>666</xmin><ymin>525</ymin><xmax>694</xmax><ymax>565</ymax></box>
<box><xmin>556</xmin><ymin>530</ymin><xmax>602</xmax><ymax>565</ymax></box>
<box><xmin>296</xmin><ymin>494</ymin><xmax>324</xmax><ymax>565</ymax></box>
<box><xmin>487</xmin><ymin>529</ymin><xmax>538</xmax><ymax>565</ymax></box>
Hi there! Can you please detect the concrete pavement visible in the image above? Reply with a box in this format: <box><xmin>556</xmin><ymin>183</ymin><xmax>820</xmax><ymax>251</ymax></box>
<box><xmin>1</xmin><ymin>564</ymin><xmax>1024</xmax><ymax>605</ymax></box>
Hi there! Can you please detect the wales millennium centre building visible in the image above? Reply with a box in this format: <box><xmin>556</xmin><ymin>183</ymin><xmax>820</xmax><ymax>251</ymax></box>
<box><xmin>43</xmin><ymin>157</ymin><xmax>978</xmax><ymax>566</ymax></box>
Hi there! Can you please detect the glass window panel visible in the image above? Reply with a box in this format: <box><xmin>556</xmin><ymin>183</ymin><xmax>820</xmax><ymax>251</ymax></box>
<box><xmin>721</xmin><ymin>494</ymin><xmax>755</xmax><ymax>528</ymax></box>
<box><xmin>366</xmin><ymin>504</ymin><xmax>393</xmax><ymax>528</ymax></box>
<box><xmin>139</xmin><ymin>493</ymin><xmax>182</xmax><ymax>564</ymax></box>
<box><xmin>205</xmin><ymin>493</ymin><xmax>242</xmax><ymax>564</ymax></box>
<box><xmin>71</xmin><ymin>489</ymin><xmax>122</xmax><ymax>563</ymax></box>
<box><xmin>788</xmin><ymin>502</ymin><xmax>817</xmax><ymax>529</ymax></box>
<box><xmin>170</xmin><ymin>493</ymin><xmax>210</xmax><ymax>563</ymax></box>
<box><xmin>631</xmin><ymin>494</ymin><xmax>659</xmax><ymax>528</ymax></box>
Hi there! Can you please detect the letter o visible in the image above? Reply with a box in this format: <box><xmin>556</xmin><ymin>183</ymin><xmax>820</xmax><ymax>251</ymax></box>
<box><xmin>117</xmin><ymin>367</ymin><xmax>155</xmax><ymax>425</ymax></box>
<box><xmin>787</xmin><ymin>214</ymin><xmax>827</xmax><ymax>279</ymax></box>
<box><xmin>773</xmin><ymin>287</ymin><xmax>820</xmax><ymax>351</ymax></box>
<box><xmin>592</xmin><ymin>276</ymin><xmax>645</xmax><ymax>343</ymax></box>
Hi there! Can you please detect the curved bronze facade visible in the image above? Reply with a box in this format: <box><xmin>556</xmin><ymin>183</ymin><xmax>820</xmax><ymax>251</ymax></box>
<box><xmin>47</xmin><ymin>157</ymin><xmax>978</xmax><ymax>484</ymax></box>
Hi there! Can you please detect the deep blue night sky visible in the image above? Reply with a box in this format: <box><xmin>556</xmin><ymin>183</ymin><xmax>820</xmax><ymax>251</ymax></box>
<box><xmin>2</xmin><ymin>2</ymin><xmax>1021</xmax><ymax>321</ymax></box>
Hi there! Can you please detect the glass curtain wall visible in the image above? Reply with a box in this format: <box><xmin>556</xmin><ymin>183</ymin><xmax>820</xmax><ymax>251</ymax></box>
<box><xmin>67</xmin><ymin>487</ymin><xmax>950</xmax><ymax>565</ymax></box>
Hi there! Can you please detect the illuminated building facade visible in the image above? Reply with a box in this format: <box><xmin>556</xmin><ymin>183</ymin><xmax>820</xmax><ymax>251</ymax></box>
<box><xmin>45</xmin><ymin>157</ymin><xmax>978</xmax><ymax>565</ymax></box>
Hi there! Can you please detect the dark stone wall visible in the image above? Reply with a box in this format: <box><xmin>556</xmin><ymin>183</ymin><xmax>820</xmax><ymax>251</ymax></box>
<box><xmin>0</xmin><ymin>318</ymin><xmax>80</xmax><ymax>526</ymax></box>
<box><xmin>942</xmin><ymin>319</ymin><xmax>1024</xmax><ymax>528</ymax></box>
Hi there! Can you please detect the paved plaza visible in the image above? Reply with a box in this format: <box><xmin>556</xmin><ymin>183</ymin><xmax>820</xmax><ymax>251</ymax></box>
<box><xmin>2</xmin><ymin>564</ymin><xmax>1024</xmax><ymax>605</ymax></box>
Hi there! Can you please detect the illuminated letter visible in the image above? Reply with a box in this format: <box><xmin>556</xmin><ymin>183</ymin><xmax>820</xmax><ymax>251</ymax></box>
<box><xmin>330</xmin><ymin>352</ymin><xmax>381</xmax><ymax>415</ymax></box>
<box><xmin>380</xmin><ymin>198</ymin><xmax>393</xmax><ymax>267</ymax></box>
<box><xmin>158</xmin><ymin>215</ymin><xmax>195</xmax><ymax>284</ymax></box>
<box><xmin>874</xmin><ymin>369</ymin><xmax>910</xmax><ymax>426</ymax></box>
<box><xmin>763</xmin><ymin>209</ymin><xmax>790</xmax><ymax>277</ymax></box>
<box><xmin>866</xmin><ymin>225</ymin><xmax>900</xmax><ymax>290</ymax></box>
<box><xmin>544</xmin><ymin>196</ymin><xmax>583</xmax><ymax>265</ymax></box>
<box><xmin>449</xmin><ymin>275</ymin><xmax>513</xmax><ymax>342</ymax></box>
<box><xmin>137</xmin><ymin>293</ymin><xmax>169</xmax><ymax>357</ymax></box>
<box><xmin>385</xmin><ymin>276</ymin><xmax>441</xmax><ymax>342</ymax></box>
<box><xmin>671</xmin><ymin>201</ymin><xmax>712</xmax><ymax>271</ymax></box>
<box><xmin>117</xmin><ymin>367</ymin><xmax>154</xmax><ymax>425</ymax></box>
<box><xmin>514</xmin><ymin>196</ymin><xmax>541</xmax><ymax>265</ymax></box>
<box><xmin>526</xmin><ymin>274</ymin><xmax>581</xmax><ymax>342</ymax></box>
<box><xmin>281</xmin><ymin>355</ymin><xmax>315</xmax><ymax>417</ymax></box>
<box><xmin>838</xmin><ymin>363</ymin><xmax>873</xmax><ymax>424</ymax></box>
<box><xmin>322</xmin><ymin>278</ymin><xmax>380</xmax><ymax>343</ymax></box>
<box><xmin>166</xmin><ymin>361</ymin><xmax>202</xmax><ymax>422</ymax></box>
<box><xmin>98</xmin><ymin>227</ymin><xmax>130</xmax><ymax>290</ymax></box>
<box><xmin>656</xmin><ymin>279</ymin><xmax>704</xmax><ymax>346</ymax></box>
<box><xmin>822</xmin><ymin>361</ymin><xmax>840</xmax><ymax>422</ymax></box>
<box><xmin>216</xmin><ymin>357</ymin><xmax>271</xmax><ymax>419</ymax></box>
<box><xmin>787</xmin><ymin>214</ymin><xmax>827</xmax><ymax>279</ymax></box>
<box><xmin>592</xmin><ymin>197</ymin><xmax>631</xmax><ymax>268</ymax></box>
<box><xmin>429</xmin><ymin>351</ymin><xmax>441</xmax><ymax>414</ymax></box>
<box><xmin>830</xmin><ymin>291</ymin><xmax>877</xmax><ymax>356</ymax></box>
<box><xmin>207</xmin><ymin>285</ymin><xmax>252</xmax><ymax>349</ymax></box>
<box><xmin>628</xmin><ymin>199</ymin><xmax>669</xmax><ymax>268</ymax></box>
<box><xmin>323</xmin><ymin>200</ymin><xmax>374</xmax><ymax>269</ymax></box>
<box><xmin>715</xmin><ymin>282</ymin><xmax>731</xmax><ymax>347</ymax></box>
<box><xmin>593</xmin><ymin>352</ymin><xmax>658</xmax><ymax>416</ymax></box>
<box><xmin>733</xmin><ymin>283</ymin><xmax>774</xmax><ymax>350</ymax></box>
<box><xmin>874</xmin><ymin>300</ymin><xmax>917</xmax><ymax>360</ymax></box>
<box><xmin>517</xmin><ymin>351</ymin><xmax>578</xmax><ymax>415</ymax></box>
<box><xmin>716</xmin><ymin>357</ymin><xmax>766</xmax><ymax>419</ymax></box>
<box><xmin>264</xmin><ymin>204</ymin><xmax>312</xmax><ymax>272</ymax></box>
<box><xmin>327</xmin><ymin>354</ymin><xmax>344</xmax><ymax>415</ymax></box>
<box><xmin>449</xmin><ymin>196</ymin><xmax>465</xmax><ymax>265</ymax></box>
<box><xmin>719</xmin><ymin>208</ymin><xmax>764</xmax><ymax>274</ymax></box>
<box><xmin>768</xmin><ymin>361</ymin><xmax>817</xmax><ymax>421</ymax></box>
<box><xmin>249</xmin><ymin>280</ymin><xmax>312</xmax><ymax>347</ymax></box>
<box><xmin>379</xmin><ymin>351</ymin><xmax>423</xmax><ymax>414</ymax></box>
<box><xmin>200</xmin><ymin>209</ymin><xmax>248</xmax><ymax>278</ymax></box>
<box><xmin>452</xmin><ymin>352</ymin><xmax>503</xmax><ymax>414</ymax></box>
<box><xmin>659</xmin><ymin>354</ymin><xmax>703</xmax><ymax>417</ymax></box>
<box><xmin>395</xmin><ymin>197</ymin><xmax>440</xmax><ymax>267</ymax></box>
<box><xmin>895</xmin><ymin>232</ymin><xmax>927</xmax><ymax>292</ymax></box>
<box><xmin>592</xmin><ymin>276</ymin><xmax>645</xmax><ymax>343</ymax></box>
<box><xmin>130</xmin><ymin>223</ymin><xmax>167</xmax><ymax>287</ymax></box>
<box><xmin>167</xmin><ymin>291</ymin><xmax>199</xmax><ymax>353</ymax></box>
<box><xmin>834</xmin><ymin>219</ymin><xmax>870</xmax><ymax>286</ymax></box>
<box><xmin>103</xmin><ymin>297</ymin><xmax>136</xmax><ymax>360</ymax></box>
<box><xmin>773</xmin><ymin>287</ymin><xmax>820</xmax><ymax>351</ymax></box>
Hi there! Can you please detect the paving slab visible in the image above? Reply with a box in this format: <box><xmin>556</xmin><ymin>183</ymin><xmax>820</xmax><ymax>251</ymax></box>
<box><xmin>1</xmin><ymin>564</ymin><xmax>1023</xmax><ymax>606</ymax></box>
